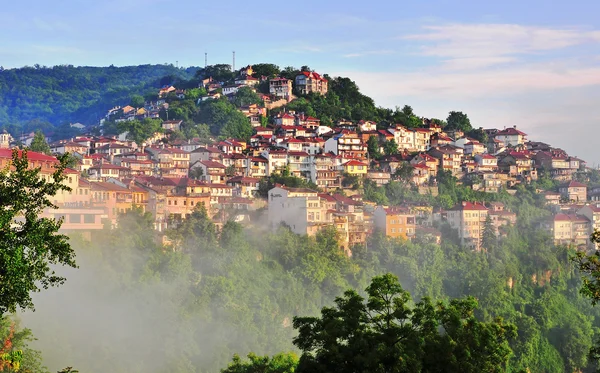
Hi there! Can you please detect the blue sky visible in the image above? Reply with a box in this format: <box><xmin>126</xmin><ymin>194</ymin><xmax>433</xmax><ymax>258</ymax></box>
<box><xmin>2</xmin><ymin>0</ymin><xmax>600</xmax><ymax>163</ymax></box>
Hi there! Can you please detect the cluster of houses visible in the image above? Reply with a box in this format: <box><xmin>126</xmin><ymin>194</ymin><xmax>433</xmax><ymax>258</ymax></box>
<box><xmin>4</xmin><ymin>114</ymin><xmax>595</xmax><ymax>253</ymax></box>
<box><xmin>2</xmin><ymin>66</ymin><xmax>597</xmax><ymax>252</ymax></box>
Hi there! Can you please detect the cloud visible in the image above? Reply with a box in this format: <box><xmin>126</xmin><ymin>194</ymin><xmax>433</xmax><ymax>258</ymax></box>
<box><xmin>337</xmin><ymin>64</ymin><xmax>600</xmax><ymax>100</ymax></box>
<box><xmin>343</xmin><ymin>49</ymin><xmax>394</xmax><ymax>58</ymax></box>
<box><xmin>403</xmin><ymin>23</ymin><xmax>600</xmax><ymax>68</ymax></box>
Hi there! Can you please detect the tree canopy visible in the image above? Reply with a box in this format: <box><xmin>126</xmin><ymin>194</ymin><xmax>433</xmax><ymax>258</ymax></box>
<box><xmin>293</xmin><ymin>273</ymin><xmax>516</xmax><ymax>373</ymax></box>
<box><xmin>0</xmin><ymin>149</ymin><xmax>75</xmax><ymax>314</ymax></box>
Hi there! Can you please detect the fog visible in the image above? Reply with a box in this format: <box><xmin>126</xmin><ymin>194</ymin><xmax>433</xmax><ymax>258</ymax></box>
<box><xmin>18</xmin><ymin>239</ymin><xmax>266</xmax><ymax>373</ymax></box>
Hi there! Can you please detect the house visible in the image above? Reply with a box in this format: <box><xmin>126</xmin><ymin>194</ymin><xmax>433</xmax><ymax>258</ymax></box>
<box><xmin>158</xmin><ymin>86</ymin><xmax>176</xmax><ymax>98</ymax></box>
<box><xmin>494</xmin><ymin>126</ymin><xmax>527</xmax><ymax>147</ymax></box>
<box><xmin>358</xmin><ymin>120</ymin><xmax>377</xmax><ymax>132</ymax></box>
<box><xmin>543</xmin><ymin>213</ymin><xmax>590</xmax><ymax>247</ymax></box>
<box><xmin>295</xmin><ymin>71</ymin><xmax>328</xmax><ymax>95</ymax></box>
<box><xmin>578</xmin><ymin>204</ymin><xmax>600</xmax><ymax>234</ymax></box>
<box><xmin>324</xmin><ymin>131</ymin><xmax>366</xmax><ymax>159</ymax></box>
<box><xmin>162</xmin><ymin>120</ymin><xmax>183</xmax><ymax>131</ymax></box>
<box><xmin>343</xmin><ymin>160</ymin><xmax>368</xmax><ymax>176</ymax></box>
<box><xmin>373</xmin><ymin>206</ymin><xmax>416</xmax><ymax>240</ymax></box>
<box><xmin>88</xmin><ymin>162</ymin><xmax>129</xmax><ymax>181</ymax></box>
<box><xmin>248</xmin><ymin>156</ymin><xmax>268</xmax><ymax>178</ymax></box>
<box><xmin>542</xmin><ymin>191</ymin><xmax>561</xmax><ymax>205</ymax></box>
<box><xmin>90</xmin><ymin>181</ymin><xmax>134</xmax><ymax>226</ymax></box>
<box><xmin>227</xmin><ymin>176</ymin><xmax>260</xmax><ymax>198</ymax></box>
<box><xmin>474</xmin><ymin>154</ymin><xmax>498</xmax><ymax>171</ymax></box>
<box><xmin>559</xmin><ymin>180</ymin><xmax>587</xmax><ymax>202</ymax></box>
<box><xmin>234</xmin><ymin>75</ymin><xmax>260</xmax><ymax>86</ymax></box>
<box><xmin>274</xmin><ymin>113</ymin><xmax>296</xmax><ymax>126</ymax></box>
<box><xmin>446</xmin><ymin>201</ymin><xmax>489</xmax><ymax>250</ymax></box>
<box><xmin>535</xmin><ymin>151</ymin><xmax>578</xmax><ymax>181</ymax></box>
<box><xmin>268</xmin><ymin>185</ymin><xmax>327</xmax><ymax>234</ymax></box>
<box><xmin>222</xmin><ymin>84</ymin><xmax>243</xmax><ymax>96</ymax></box>
<box><xmin>287</xmin><ymin>151</ymin><xmax>312</xmax><ymax>180</ymax></box>
<box><xmin>269</xmin><ymin>77</ymin><xmax>293</xmax><ymax>100</ymax></box>
<box><xmin>190</xmin><ymin>160</ymin><xmax>227</xmax><ymax>183</ymax></box>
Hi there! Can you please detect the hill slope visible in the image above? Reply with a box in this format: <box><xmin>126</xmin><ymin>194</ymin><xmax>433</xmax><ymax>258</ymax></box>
<box><xmin>0</xmin><ymin>64</ymin><xmax>199</xmax><ymax>127</ymax></box>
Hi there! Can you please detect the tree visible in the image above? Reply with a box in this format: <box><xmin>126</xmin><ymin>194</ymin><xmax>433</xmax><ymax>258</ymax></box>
<box><xmin>394</xmin><ymin>162</ymin><xmax>414</xmax><ymax>183</ymax></box>
<box><xmin>367</xmin><ymin>135</ymin><xmax>381</xmax><ymax>160</ymax></box>
<box><xmin>232</xmin><ymin>86</ymin><xmax>261</xmax><ymax>108</ymax></box>
<box><xmin>481</xmin><ymin>215</ymin><xmax>497</xmax><ymax>253</ymax></box>
<box><xmin>197</xmin><ymin>99</ymin><xmax>253</xmax><ymax>141</ymax></box>
<box><xmin>117</xmin><ymin>118</ymin><xmax>163</xmax><ymax>147</ymax></box>
<box><xmin>249</xmin><ymin>63</ymin><xmax>281</xmax><ymax>78</ymax></box>
<box><xmin>29</xmin><ymin>130</ymin><xmax>50</xmax><ymax>155</ymax></box>
<box><xmin>383</xmin><ymin>138</ymin><xmax>399</xmax><ymax>155</ymax></box>
<box><xmin>446</xmin><ymin>111</ymin><xmax>472</xmax><ymax>132</ymax></box>
<box><xmin>293</xmin><ymin>273</ymin><xmax>516</xmax><ymax>373</ymax></box>
<box><xmin>0</xmin><ymin>149</ymin><xmax>76</xmax><ymax>314</ymax></box>
<box><xmin>129</xmin><ymin>94</ymin><xmax>145</xmax><ymax>108</ymax></box>
<box><xmin>221</xmin><ymin>352</ymin><xmax>298</xmax><ymax>373</ymax></box>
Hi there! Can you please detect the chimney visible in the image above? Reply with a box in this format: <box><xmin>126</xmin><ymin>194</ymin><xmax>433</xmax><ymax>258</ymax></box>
<box><xmin>513</xmin><ymin>125</ymin><xmax>516</xmax><ymax>128</ymax></box>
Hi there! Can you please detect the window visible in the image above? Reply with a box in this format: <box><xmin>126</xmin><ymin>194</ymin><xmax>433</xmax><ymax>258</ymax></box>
<box><xmin>69</xmin><ymin>214</ymin><xmax>81</xmax><ymax>223</ymax></box>
<box><xmin>391</xmin><ymin>228</ymin><xmax>396</xmax><ymax>233</ymax></box>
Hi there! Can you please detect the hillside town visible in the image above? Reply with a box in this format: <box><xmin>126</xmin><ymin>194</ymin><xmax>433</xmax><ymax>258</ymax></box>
<box><xmin>2</xmin><ymin>66</ymin><xmax>597</xmax><ymax>254</ymax></box>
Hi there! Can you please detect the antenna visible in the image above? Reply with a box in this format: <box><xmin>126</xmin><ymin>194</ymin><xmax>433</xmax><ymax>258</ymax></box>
<box><xmin>205</xmin><ymin>52</ymin><xmax>207</xmax><ymax>68</ymax></box>
<box><xmin>232</xmin><ymin>51</ymin><xmax>235</xmax><ymax>71</ymax></box>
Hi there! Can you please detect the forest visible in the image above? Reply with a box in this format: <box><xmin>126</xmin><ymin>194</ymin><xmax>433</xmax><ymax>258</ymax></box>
<box><xmin>0</xmin><ymin>64</ymin><xmax>198</xmax><ymax>132</ymax></box>
<box><xmin>3</xmin><ymin>177</ymin><xmax>600</xmax><ymax>373</ymax></box>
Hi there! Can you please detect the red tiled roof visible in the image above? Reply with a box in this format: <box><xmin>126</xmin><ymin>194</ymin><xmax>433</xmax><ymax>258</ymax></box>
<box><xmin>449</xmin><ymin>201</ymin><xmax>488</xmax><ymax>211</ymax></box>
<box><xmin>0</xmin><ymin>149</ymin><xmax>58</xmax><ymax>162</ymax></box>
<box><xmin>344</xmin><ymin>160</ymin><xmax>368</xmax><ymax>167</ymax></box>
<box><xmin>496</xmin><ymin>127</ymin><xmax>527</xmax><ymax>136</ymax></box>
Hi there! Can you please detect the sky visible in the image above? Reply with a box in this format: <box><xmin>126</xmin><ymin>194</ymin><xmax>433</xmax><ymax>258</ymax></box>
<box><xmin>2</xmin><ymin>0</ymin><xmax>600</xmax><ymax>163</ymax></box>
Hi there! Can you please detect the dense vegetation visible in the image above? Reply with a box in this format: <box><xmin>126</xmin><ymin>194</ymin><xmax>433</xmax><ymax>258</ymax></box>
<box><xmin>0</xmin><ymin>64</ymin><xmax>198</xmax><ymax>131</ymax></box>
<box><xmin>2</xmin><ymin>178</ymin><xmax>598</xmax><ymax>373</ymax></box>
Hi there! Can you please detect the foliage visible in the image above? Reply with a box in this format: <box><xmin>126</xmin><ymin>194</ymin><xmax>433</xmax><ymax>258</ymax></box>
<box><xmin>232</xmin><ymin>87</ymin><xmax>262</xmax><ymax>108</ymax></box>
<box><xmin>29</xmin><ymin>131</ymin><xmax>51</xmax><ymax>155</ymax></box>
<box><xmin>196</xmin><ymin>64</ymin><xmax>234</xmax><ymax>82</ymax></box>
<box><xmin>366</xmin><ymin>135</ymin><xmax>381</xmax><ymax>160</ymax></box>
<box><xmin>221</xmin><ymin>352</ymin><xmax>298</xmax><ymax>373</ymax></box>
<box><xmin>117</xmin><ymin>118</ymin><xmax>163</xmax><ymax>146</ymax></box>
<box><xmin>258</xmin><ymin>168</ymin><xmax>319</xmax><ymax>197</ymax></box>
<box><xmin>293</xmin><ymin>273</ymin><xmax>516</xmax><ymax>373</ymax></box>
<box><xmin>446</xmin><ymin>111</ymin><xmax>472</xmax><ymax>132</ymax></box>
<box><xmin>0</xmin><ymin>317</ymin><xmax>47</xmax><ymax>373</ymax></box>
<box><xmin>0</xmin><ymin>149</ymin><xmax>75</xmax><ymax>314</ymax></box>
<box><xmin>196</xmin><ymin>99</ymin><xmax>253</xmax><ymax>141</ymax></box>
<box><xmin>0</xmin><ymin>64</ymin><xmax>197</xmax><ymax>127</ymax></box>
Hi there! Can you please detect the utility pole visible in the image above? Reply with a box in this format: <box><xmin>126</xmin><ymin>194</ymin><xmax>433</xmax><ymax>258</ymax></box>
<box><xmin>176</xmin><ymin>60</ymin><xmax>178</xmax><ymax>68</ymax></box>
<box><xmin>205</xmin><ymin>52</ymin><xmax>207</xmax><ymax>68</ymax></box>
<box><xmin>232</xmin><ymin>51</ymin><xmax>235</xmax><ymax>71</ymax></box>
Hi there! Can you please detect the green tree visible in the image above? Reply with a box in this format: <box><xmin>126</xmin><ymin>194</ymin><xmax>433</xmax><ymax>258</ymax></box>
<box><xmin>249</xmin><ymin>63</ymin><xmax>281</xmax><ymax>78</ymax></box>
<box><xmin>117</xmin><ymin>118</ymin><xmax>163</xmax><ymax>147</ymax></box>
<box><xmin>383</xmin><ymin>139</ymin><xmax>399</xmax><ymax>155</ymax></box>
<box><xmin>129</xmin><ymin>94</ymin><xmax>145</xmax><ymax>108</ymax></box>
<box><xmin>221</xmin><ymin>353</ymin><xmax>298</xmax><ymax>373</ymax></box>
<box><xmin>197</xmin><ymin>99</ymin><xmax>253</xmax><ymax>141</ymax></box>
<box><xmin>393</xmin><ymin>162</ymin><xmax>414</xmax><ymax>183</ymax></box>
<box><xmin>366</xmin><ymin>135</ymin><xmax>381</xmax><ymax>160</ymax></box>
<box><xmin>481</xmin><ymin>215</ymin><xmax>497</xmax><ymax>253</ymax></box>
<box><xmin>232</xmin><ymin>86</ymin><xmax>261</xmax><ymax>108</ymax></box>
<box><xmin>446</xmin><ymin>111</ymin><xmax>472</xmax><ymax>132</ymax></box>
<box><xmin>29</xmin><ymin>130</ymin><xmax>51</xmax><ymax>155</ymax></box>
<box><xmin>293</xmin><ymin>273</ymin><xmax>516</xmax><ymax>373</ymax></box>
<box><xmin>0</xmin><ymin>149</ymin><xmax>75</xmax><ymax>314</ymax></box>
